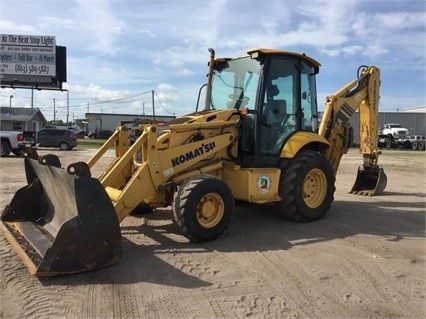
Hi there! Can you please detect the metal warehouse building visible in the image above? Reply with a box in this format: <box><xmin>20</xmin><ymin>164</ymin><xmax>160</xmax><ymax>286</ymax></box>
<box><xmin>85</xmin><ymin>112</ymin><xmax>176</xmax><ymax>133</ymax></box>
<box><xmin>90</xmin><ymin>108</ymin><xmax>425</xmax><ymax>143</ymax></box>
<box><xmin>321</xmin><ymin>106</ymin><xmax>425</xmax><ymax>143</ymax></box>
<box><xmin>349</xmin><ymin>106</ymin><xmax>426</xmax><ymax>142</ymax></box>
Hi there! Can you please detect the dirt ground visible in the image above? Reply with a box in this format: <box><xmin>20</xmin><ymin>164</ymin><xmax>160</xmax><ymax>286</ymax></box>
<box><xmin>0</xmin><ymin>147</ymin><xmax>425</xmax><ymax>319</ymax></box>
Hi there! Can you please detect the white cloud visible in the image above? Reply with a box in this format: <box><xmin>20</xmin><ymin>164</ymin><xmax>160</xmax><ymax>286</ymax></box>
<box><xmin>71</xmin><ymin>0</ymin><xmax>127</xmax><ymax>55</ymax></box>
<box><xmin>1</xmin><ymin>0</ymin><xmax>424</xmax><ymax>118</ymax></box>
<box><xmin>374</xmin><ymin>11</ymin><xmax>425</xmax><ymax>30</ymax></box>
<box><xmin>0</xmin><ymin>20</ymin><xmax>35</xmax><ymax>34</ymax></box>
<box><xmin>38</xmin><ymin>16</ymin><xmax>78</xmax><ymax>32</ymax></box>
<box><xmin>156</xmin><ymin>83</ymin><xmax>179</xmax><ymax>101</ymax></box>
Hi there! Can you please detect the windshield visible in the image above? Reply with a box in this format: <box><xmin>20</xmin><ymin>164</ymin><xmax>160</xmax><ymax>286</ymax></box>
<box><xmin>210</xmin><ymin>56</ymin><xmax>261</xmax><ymax>111</ymax></box>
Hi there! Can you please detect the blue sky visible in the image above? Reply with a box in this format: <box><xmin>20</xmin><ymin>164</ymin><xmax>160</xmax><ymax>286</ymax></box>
<box><xmin>1</xmin><ymin>0</ymin><xmax>425</xmax><ymax>122</ymax></box>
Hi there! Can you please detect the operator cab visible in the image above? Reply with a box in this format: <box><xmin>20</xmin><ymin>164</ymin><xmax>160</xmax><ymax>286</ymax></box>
<box><xmin>208</xmin><ymin>49</ymin><xmax>321</xmax><ymax>167</ymax></box>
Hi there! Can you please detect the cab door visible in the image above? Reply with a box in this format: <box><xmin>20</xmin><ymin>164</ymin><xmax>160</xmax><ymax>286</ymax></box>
<box><xmin>239</xmin><ymin>55</ymin><xmax>319</xmax><ymax>167</ymax></box>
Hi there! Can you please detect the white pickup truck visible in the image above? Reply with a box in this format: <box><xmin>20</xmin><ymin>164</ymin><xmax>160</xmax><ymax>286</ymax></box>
<box><xmin>0</xmin><ymin>131</ymin><xmax>34</xmax><ymax>157</ymax></box>
<box><xmin>381</xmin><ymin>123</ymin><xmax>409</xmax><ymax>139</ymax></box>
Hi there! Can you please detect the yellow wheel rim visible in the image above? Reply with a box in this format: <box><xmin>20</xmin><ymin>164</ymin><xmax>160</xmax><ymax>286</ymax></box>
<box><xmin>196</xmin><ymin>192</ymin><xmax>224</xmax><ymax>228</ymax></box>
<box><xmin>303</xmin><ymin>168</ymin><xmax>327</xmax><ymax>208</ymax></box>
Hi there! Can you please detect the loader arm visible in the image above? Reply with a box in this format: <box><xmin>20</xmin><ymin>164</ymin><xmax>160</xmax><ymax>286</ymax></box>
<box><xmin>318</xmin><ymin>66</ymin><xmax>386</xmax><ymax>195</ymax></box>
<box><xmin>84</xmin><ymin>114</ymin><xmax>240</xmax><ymax>223</ymax></box>
<box><xmin>104</xmin><ymin>124</ymin><xmax>238</xmax><ymax>223</ymax></box>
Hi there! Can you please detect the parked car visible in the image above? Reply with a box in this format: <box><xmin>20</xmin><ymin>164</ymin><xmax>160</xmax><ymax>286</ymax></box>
<box><xmin>88</xmin><ymin>130</ymin><xmax>113</xmax><ymax>139</ymax></box>
<box><xmin>36</xmin><ymin>128</ymin><xmax>77</xmax><ymax>150</ymax></box>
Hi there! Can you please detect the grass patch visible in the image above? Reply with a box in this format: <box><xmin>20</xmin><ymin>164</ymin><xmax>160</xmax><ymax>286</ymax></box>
<box><xmin>76</xmin><ymin>138</ymin><xmax>111</xmax><ymax>150</ymax></box>
<box><xmin>378</xmin><ymin>149</ymin><xmax>426</xmax><ymax>171</ymax></box>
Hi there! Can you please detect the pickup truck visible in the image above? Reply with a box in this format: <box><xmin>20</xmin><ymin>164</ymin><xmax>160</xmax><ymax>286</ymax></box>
<box><xmin>0</xmin><ymin>131</ymin><xmax>34</xmax><ymax>157</ymax></box>
<box><xmin>381</xmin><ymin>123</ymin><xmax>409</xmax><ymax>140</ymax></box>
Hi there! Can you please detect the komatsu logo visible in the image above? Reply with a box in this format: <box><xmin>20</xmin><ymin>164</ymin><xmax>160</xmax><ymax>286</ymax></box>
<box><xmin>171</xmin><ymin>142</ymin><xmax>216</xmax><ymax>167</ymax></box>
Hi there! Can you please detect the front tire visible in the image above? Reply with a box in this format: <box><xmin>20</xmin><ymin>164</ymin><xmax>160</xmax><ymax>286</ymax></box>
<box><xmin>276</xmin><ymin>151</ymin><xmax>335</xmax><ymax>222</ymax></box>
<box><xmin>172</xmin><ymin>175</ymin><xmax>234</xmax><ymax>242</ymax></box>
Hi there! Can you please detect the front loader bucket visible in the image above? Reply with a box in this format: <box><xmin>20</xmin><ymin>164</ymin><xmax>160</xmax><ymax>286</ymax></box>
<box><xmin>0</xmin><ymin>155</ymin><xmax>121</xmax><ymax>276</ymax></box>
<box><xmin>350</xmin><ymin>165</ymin><xmax>387</xmax><ymax>196</ymax></box>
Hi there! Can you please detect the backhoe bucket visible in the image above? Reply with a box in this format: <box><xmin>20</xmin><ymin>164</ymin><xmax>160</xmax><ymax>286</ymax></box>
<box><xmin>0</xmin><ymin>155</ymin><xmax>121</xmax><ymax>276</ymax></box>
<box><xmin>350</xmin><ymin>165</ymin><xmax>387</xmax><ymax>196</ymax></box>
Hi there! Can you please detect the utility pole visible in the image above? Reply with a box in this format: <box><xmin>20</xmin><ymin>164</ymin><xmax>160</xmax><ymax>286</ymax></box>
<box><xmin>152</xmin><ymin>90</ymin><xmax>155</xmax><ymax>120</ymax></box>
<box><xmin>64</xmin><ymin>90</ymin><xmax>69</xmax><ymax>124</ymax></box>
<box><xmin>53</xmin><ymin>98</ymin><xmax>56</xmax><ymax>125</ymax></box>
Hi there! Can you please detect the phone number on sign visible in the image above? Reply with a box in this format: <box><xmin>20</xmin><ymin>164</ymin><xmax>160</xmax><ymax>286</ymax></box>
<box><xmin>15</xmin><ymin>63</ymin><xmax>50</xmax><ymax>75</ymax></box>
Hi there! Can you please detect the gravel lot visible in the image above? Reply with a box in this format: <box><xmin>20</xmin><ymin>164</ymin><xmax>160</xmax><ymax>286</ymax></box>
<box><xmin>0</xmin><ymin>147</ymin><xmax>425</xmax><ymax>319</ymax></box>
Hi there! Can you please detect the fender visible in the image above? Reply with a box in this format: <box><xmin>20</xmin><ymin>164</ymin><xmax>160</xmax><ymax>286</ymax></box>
<box><xmin>280</xmin><ymin>131</ymin><xmax>329</xmax><ymax>158</ymax></box>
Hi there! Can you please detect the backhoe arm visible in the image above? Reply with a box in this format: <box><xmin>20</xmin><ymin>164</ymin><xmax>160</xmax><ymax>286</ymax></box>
<box><xmin>318</xmin><ymin>66</ymin><xmax>386</xmax><ymax>195</ymax></box>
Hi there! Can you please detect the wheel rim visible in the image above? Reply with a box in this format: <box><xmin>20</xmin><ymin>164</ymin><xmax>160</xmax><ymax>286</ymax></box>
<box><xmin>196</xmin><ymin>192</ymin><xmax>224</xmax><ymax>228</ymax></box>
<box><xmin>303</xmin><ymin>168</ymin><xmax>327</xmax><ymax>208</ymax></box>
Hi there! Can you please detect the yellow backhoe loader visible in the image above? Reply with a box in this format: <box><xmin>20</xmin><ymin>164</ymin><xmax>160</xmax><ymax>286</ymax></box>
<box><xmin>1</xmin><ymin>48</ymin><xmax>387</xmax><ymax>276</ymax></box>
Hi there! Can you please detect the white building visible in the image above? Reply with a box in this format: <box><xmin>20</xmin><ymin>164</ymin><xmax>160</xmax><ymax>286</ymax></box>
<box><xmin>85</xmin><ymin>112</ymin><xmax>176</xmax><ymax>133</ymax></box>
<box><xmin>402</xmin><ymin>105</ymin><xmax>426</xmax><ymax>113</ymax></box>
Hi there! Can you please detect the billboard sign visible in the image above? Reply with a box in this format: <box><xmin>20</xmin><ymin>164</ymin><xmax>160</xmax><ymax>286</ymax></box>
<box><xmin>0</xmin><ymin>34</ymin><xmax>66</xmax><ymax>90</ymax></box>
<box><xmin>1</xmin><ymin>34</ymin><xmax>56</xmax><ymax>77</ymax></box>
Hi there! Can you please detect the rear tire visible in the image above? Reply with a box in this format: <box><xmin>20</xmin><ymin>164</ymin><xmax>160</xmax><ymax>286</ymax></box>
<box><xmin>172</xmin><ymin>175</ymin><xmax>234</xmax><ymax>242</ymax></box>
<box><xmin>59</xmin><ymin>142</ymin><xmax>70</xmax><ymax>150</ymax></box>
<box><xmin>1</xmin><ymin>141</ymin><xmax>11</xmax><ymax>157</ymax></box>
<box><xmin>276</xmin><ymin>151</ymin><xmax>335</xmax><ymax>222</ymax></box>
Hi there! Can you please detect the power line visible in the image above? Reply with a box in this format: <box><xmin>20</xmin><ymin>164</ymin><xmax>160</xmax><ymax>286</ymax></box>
<box><xmin>68</xmin><ymin>90</ymin><xmax>154</xmax><ymax>108</ymax></box>
<box><xmin>154</xmin><ymin>91</ymin><xmax>175</xmax><ymax>115</ymax></box>
<box><xmin>0</xmin><ymin>90</ymin><xmax>154</xmax><ymax>108</ymax></box>
<box><xmin>1</xmin><ymin>89</ymin><xmax>176</xmax><ymax>119</ymax></box>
